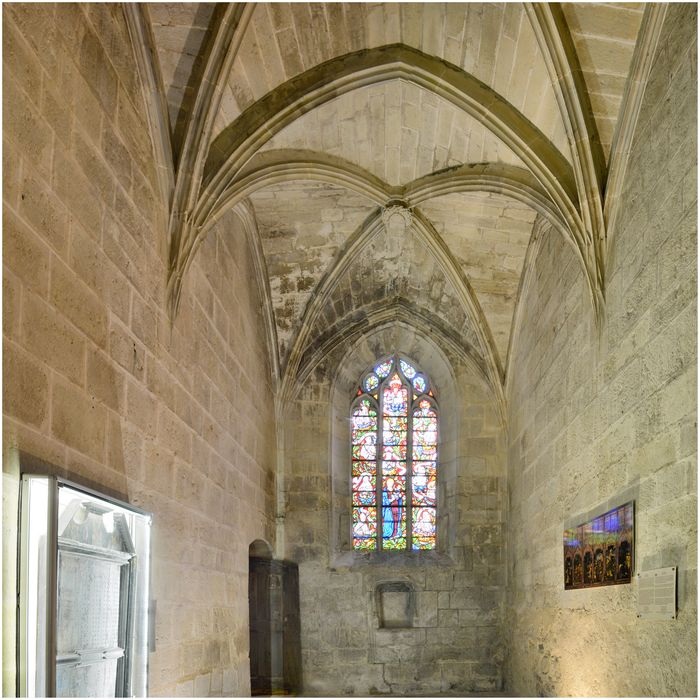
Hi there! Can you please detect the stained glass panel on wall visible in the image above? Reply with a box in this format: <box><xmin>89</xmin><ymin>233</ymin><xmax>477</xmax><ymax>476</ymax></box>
<box><xmin>351</xmin><ymin>355</ymin><xmax>438</xmax><ymax>551</ymax></box>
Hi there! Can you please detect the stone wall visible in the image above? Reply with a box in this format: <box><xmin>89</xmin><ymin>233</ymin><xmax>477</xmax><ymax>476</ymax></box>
<box><xmin>3</xmin><ymin>5</ymin><xmax>275</xmax><ymax>696</ymax></box>
<box><xmin>504</xmin><ymin>4</ymin><xmax>697</xmax><ymax>696</ymax></box>
<box><xmin>282</xmin><ymin>325</ymin><xmax>508</xmax><ymax>695</ymax></box>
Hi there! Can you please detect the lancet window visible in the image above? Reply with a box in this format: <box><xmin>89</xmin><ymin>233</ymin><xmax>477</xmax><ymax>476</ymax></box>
<box><xmin>351</xmin><ymin>354</ymin><xmax>438</xmax><ymax>551</ymax></box>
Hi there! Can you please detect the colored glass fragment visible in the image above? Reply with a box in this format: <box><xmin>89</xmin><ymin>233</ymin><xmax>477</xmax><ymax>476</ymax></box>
<box><xmin>383</xmin><ymin>429</ymin><xmax>407</xmax><ymax>447</ymax></box>
<box><xmin>353</xmin><ymin>490</ymin><xmax>377</xmax><ymax>506</ymax></box>
<box><xmin>382</xmin><ymin>475</ymin><xmax>406</xmax><ymax>502</ymax></box>
<box><xmin>352</xmin><ymin>460</ymin><xmax>376</xmax><ymax>477</ymax></box>
<box><xmin>412</xmin><ymin>461</ymin><xmax>436</xmax><ymax>476</ymax></box>
<box><xmin>412</xmin><ymin>507</ymin><xmax>436</xmax><ymax>549</ymax></box>
<box><xmin>352</xmin><ymin>443</ymin><xmax>376</xmax><ymax>460</ymax></box>
<box><xmin>352</xmin><ymin>472</ymin><xmax>376</xmax><ymax>493</ymax></box>
<box><xmin>383</xmin><ymin>416</ymin><xmax>407</xmax><ymax>432</ymax></box>
<box><xmin>353</xmin><ymin>507</ymin><xmax>377</xmax><ymax>538</ymax></box>
<box><xmin>364</xmin><ymin>373</ymin><xmax>379</xmax><ymax>392</ymax></box>
<box><xmin>413</xmin><ymin>375</ymin><xmax>427</xmax><ymax>393</ymax></box>
<box><xmin>382</xmin><ymin>505</ymin><xmax>406</xmax><ymax>541</ymax></box>
<box><xmin>382</xmin><ymin>460</ymin><xmax>406</xmax><ymax>476</ymax></box>
<box><xmin>414</xmin><ymin>430</ymin><xmax>437</xmax><ymax>447</ymax></box>
<box><xmin>375</xmin><ymin>359</ymin><xmax>392</xmax><ymax>378</ymax></box>
<box><xmin>353</xmin><ymin>537</ymin><xmax>377</xmax><ymax>551</ymax></box>
<box><xmin>383</xmin><ymin>375</ymin><xmax>408</xmax><ymax>416</ymax></box>
<box><xmin>399</xmin><ymin>359</ymin><xmax>417</xmax><ymax>379</ymax></box>
<box><xmin>412</xmin><ymin>473</ymin><xmax>436</xmax><ymax>506</ymax></box>
<box><xmin>382</xmin><ymin>444</ymin><xmax>406</xmax><ymax>461</ymax></box>
<box><xmin>413</xmin><ymin>444</ymin><xmax>437</xmax><ymax>460</ymax></box>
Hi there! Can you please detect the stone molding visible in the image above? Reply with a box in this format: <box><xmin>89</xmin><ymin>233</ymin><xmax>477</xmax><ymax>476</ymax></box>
<box><xmin>525</xmin><ymin>3</ymin><xmax>607</xmax><ymax>322</ymax></box>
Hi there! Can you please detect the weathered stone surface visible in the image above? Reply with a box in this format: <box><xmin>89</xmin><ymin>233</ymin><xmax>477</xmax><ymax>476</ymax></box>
<box><xmin>505</xmin><ymin>6</ymin><xmax>697</xmax><ymax>696</ymax></box>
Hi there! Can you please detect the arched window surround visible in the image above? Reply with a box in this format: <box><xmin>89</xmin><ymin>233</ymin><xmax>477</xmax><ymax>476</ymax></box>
<box><xmin>328</xmin><ymin>324</ymin><xmax>460</xmax><ymax>567</ymax></box>
<box><xmin>351</xmin><ymin>353</ymin><xmax>439</xmax><ymax>552</ymax></box>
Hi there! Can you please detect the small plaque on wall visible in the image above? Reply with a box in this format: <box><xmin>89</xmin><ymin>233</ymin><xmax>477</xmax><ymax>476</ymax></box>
<box><xmin>637</xmin><ymin>567</ymin><xmax>677</xmax><ymax>620</ymax></box>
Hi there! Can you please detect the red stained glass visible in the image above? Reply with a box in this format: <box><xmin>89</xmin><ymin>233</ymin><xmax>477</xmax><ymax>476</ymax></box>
<box><xmin>382</xmin><ymin>444</ymin><xmax>406</xmax><ymax>461</ymax></box>
<box><xmin>353</xmin><ymin>443</ymin><xmax>376</xmax><ymax>461</ymax></box>
<box><xmin>412</xmin><ymin>473</ymin><xmax>436</xmax><ymax>506</ymax></box>
<box><xmin>353</xmin><ymin>537</ymin><xmax>377</xmax><ymax>550</ymax></box>
<box><xmin>383</xmin><ymin>375</ymin><xmax>408</xmax><ymax>416</ymax></box>
<box><xmin>352</xmin><ymin>472</ymin><xmax>375</xmax><ymax>494</ymax></box>
<box><xmin>412</xmin><ymin>461</ymin><xmax>436</xmax><ymax>477</ymax></box>
<box><xmin>382</xmin><ymin>460</ymin><xmax>406</xmax><ymax>476</ymax></box>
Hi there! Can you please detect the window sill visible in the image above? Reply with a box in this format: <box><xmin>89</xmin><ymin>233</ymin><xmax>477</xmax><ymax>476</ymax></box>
<box><xmin>330</xmin><ymin>548</ymin><xmax>455</xmax><ymax>569</ymax></box>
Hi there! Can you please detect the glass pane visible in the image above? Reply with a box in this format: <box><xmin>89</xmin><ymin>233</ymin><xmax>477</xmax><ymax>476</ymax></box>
<box><xmin>352</xmin><ymin>460</ymin><xmax>375</xmax><ymax>478</ymax></box>
<box><xmin>412</xmin><ymin>507</ymin><xmax>436</xmax><ymax>549</ymax></box>
<box><xmin>383</xmin><ymin>416</ymin><xmax>407</xmax><ymax>432</ymax></box>
<box><xmin>382</xmin><ymin>475</ymin><xmax>406</xmax><ymax>504</ymax></box>
<box><xmin>353</xmin><ymin>507</ymin><xmax>377</xmax><ymax>539</ymax></box>
<box><xmin>413</xmin><ymin>443</ymin><xmax>437</xmax><ymax>460</ymax></box>
<box><xmin>382</xmin><ymin>460</ymin><xmax>406</xmax><ymax>476</ymax></box>
<box><xmin>413</xmin><ymin>375</ymin><xmax>426</xmax><ymax>393</ymax></box>
<box><xmin>412</xmin><ymin>461</ymin><xmax>436</xmax><ymax>476</ymax></box>
<box><xmin>383</xmin><ymin>375</ymin><xmax>408</xmax><ymax>416</ymax></box>
<box><xmin>352</xmin><ymin>443</ymin><xmax>376</xmax><ymax>460</ymax></box>
<box><xmin>413</xmin><ymin>430</ymin><xmax>437</xmax><ymax>447</ymax></box>
<box><xmin>374</xmin><ymin>359</ymin><xmax>392</xmax><ymax>379</ymax></box>
<box><xmin>412</xmin><ymin>473</ymin><xmax>436</xmax><ymax>506</ymax></box>
<box><xmin>353</xmin><ymin>490</ymin><xmax>376</xmax><ymax>506</ymax></box>
<box><xmin>399</xmin><ymin>359</ymin><xmax>416</xmax><ymax>379</ymax></box>
<box><xmin>413</xmin><ymin>415</ymin><xmax>437</xmax><ymax>432</ymax></box>
<box><xmin>382</xmin><ymin>444</ymin><xmax>406</xmax><ymax>461</ymax></box>
<box><xmin>364</xmin><ymin>373</ymin><xmax>379</xmax><ymax>392</ymax></box>
<box><xmin>381</xmin><ymin>505</ymin><xmax>406</xmax><ymax>545</ymax></box>
<box><xmin>353</xmin><ymin>537</ymin><xmax>377</xmax><ymax>551</ymax></box>
<box><xmin>382</xmin><ymin>430</ymin><xmax>407</xmax><ymax>447</ymax></box>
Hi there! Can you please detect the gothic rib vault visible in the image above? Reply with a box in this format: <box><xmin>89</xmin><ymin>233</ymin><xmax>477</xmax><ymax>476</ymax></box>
<box><xmin>124</xmin><ymin>1</ymin><xmax>658</xmax><ymax>420</ymax></box>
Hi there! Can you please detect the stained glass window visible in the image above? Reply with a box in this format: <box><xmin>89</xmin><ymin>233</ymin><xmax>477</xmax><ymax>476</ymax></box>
<box><xmin>351</xmin><ymin>355</ymin><xmax>437</xmax><ymax>551</ymax></box>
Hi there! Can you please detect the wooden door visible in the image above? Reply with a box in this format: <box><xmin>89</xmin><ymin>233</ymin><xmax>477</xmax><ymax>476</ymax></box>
<box><xmin>281</xmin><ymin>561</ymin><xmax>302</xmax><ymax>695</ymax></box>
<box><xmin>248</xmin><ymin>557</ymin><xmax>272</xmax><ymax>696</ymax></box>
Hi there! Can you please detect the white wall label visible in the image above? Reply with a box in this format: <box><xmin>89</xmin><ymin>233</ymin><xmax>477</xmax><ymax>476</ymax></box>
<box><xmin>637</xmin><ymin>567</ymin><xmax>676</xmax><ymax>620</ymax></box>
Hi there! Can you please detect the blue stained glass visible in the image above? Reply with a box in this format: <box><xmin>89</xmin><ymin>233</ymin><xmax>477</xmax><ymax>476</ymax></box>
<box><xmin>413</xmin><ymin>375</ymin><xmax>426</xmax><ymax>393</ymax></box>
<box><xmin>400</xmin><ymin>359</ymin><xmax>417</xmax><ymax>379</ymax></box>
<box><xmin>364</xmin><ymin>373</ymin><xmax>379</xmax><ymax>392</ymax></box>
<box><xmin>375</xmin><ymin>359</ymin><xmax>392</xmax><ymax>378</ymax></box>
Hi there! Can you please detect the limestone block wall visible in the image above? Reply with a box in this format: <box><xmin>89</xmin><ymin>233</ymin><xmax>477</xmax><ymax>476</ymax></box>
<box><xmin>504</xmin><ymin>5</ymin><xmax>697</xmax><ymax>696</ymax></box>
<box><xmin>282</xmin><ymin>327</ymin><xmax>507</xmax><ymax>695</ymax></box>
<box><xmin>3</xmin><ymin>5</ymin><xmax>275</xmax><ymax>697</ymax></box>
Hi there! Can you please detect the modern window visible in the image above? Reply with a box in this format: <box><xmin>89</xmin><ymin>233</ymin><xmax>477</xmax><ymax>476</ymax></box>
<box><xmin>351</xmin><ymin>354</ymin><xmax>438</xmax><ymax>551</ymax></box>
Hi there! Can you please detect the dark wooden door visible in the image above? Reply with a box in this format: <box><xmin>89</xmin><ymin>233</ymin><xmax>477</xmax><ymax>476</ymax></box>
<box><xmin>249</xmin><ymin>557</ymin><xmax>302</xmax><ymax>695</ymax></box>
<box><xmin>281</xmin><ymin>561</ymin><xmax>302</xmax><ymax>695</ymax></box>
<box><xmin>249</xmin><ymin>557</ymin><xmax>272</xmax><ymax>696</ymax></box>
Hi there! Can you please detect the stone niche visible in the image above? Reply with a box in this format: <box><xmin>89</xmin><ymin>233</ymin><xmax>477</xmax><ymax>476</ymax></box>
<box><xmin>376</xmin><ymin>581</ymin><xmax>415</xmax><ymax>628</ymax></box>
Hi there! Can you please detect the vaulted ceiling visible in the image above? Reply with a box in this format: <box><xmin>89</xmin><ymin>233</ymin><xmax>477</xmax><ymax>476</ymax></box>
<box><xmin>127</xmin><ymin>2</ymin><xmax>657</xmax><ymax>411</ymax></box>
